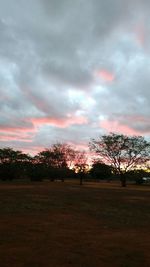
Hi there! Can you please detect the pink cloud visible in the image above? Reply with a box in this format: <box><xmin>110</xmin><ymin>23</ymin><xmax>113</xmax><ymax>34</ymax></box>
<box><xmin>135</xmin><ymin>23</ymin><xmax>146</xmax><ymax>46</ymax></box>
<box><xmin>0</xmin><ymin>126</ymin><xmax>35</xmax><ymax>142</ymax></box>
<box><xmin>30</xmin><ymin>115</ymin><xmax>88</xmax><ymax>128</ymax></box>
<box><xmin>100</xmin><ymin>120</ymin><xmax>141</xmax><ymax>135</ymax></box>
<box><xmin>68</xmin><ymin>141</ymin><xmax>89</xmax><ymax>151</ymax></box>
<box><xmin>96</xmin><ymin>70</ymin><xmax>115</xmax><ymax>82</ymax></box>
<box><xmin>0</xmin><ymin>126</ymin><xmax>34</xmax><ymax>133</ymax></box>
<box><xmin>129</xmin><ymin>115</ymin><xmax>150</xmax><ymax>124</ymax></box>
<box><xmin>0</xmin><ymin>135</ymin><xmax>32</xmax><ymax>142</ymax></box>
<box><xmin>23</xmin><ymin>89</ymin><xmax>49</xmax><ymax>114</ymax></box>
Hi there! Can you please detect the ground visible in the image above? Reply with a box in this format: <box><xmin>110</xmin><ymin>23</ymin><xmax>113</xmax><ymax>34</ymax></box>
<box><xmin>0</xmin><ymin>180</ymin><xmax>150</xmax><ymax>267</ymax></box>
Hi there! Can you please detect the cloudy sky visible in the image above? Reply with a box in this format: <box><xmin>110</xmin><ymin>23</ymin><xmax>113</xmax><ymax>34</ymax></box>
<box><xmin>0</xmin><ymin>0</ymin><xmax>150</xmax><ymax>154</ymax></box>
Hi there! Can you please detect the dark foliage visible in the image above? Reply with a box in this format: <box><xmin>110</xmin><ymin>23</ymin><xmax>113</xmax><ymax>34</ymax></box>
<box><xmin>90</xmin><ymin>161</ymin><xmax>113</xmax><ymax>181</ymax></box>
<box><xmin>90</xmin><ymin>133</ymin><xmax>150</xmax><ymax>186</ymax></box>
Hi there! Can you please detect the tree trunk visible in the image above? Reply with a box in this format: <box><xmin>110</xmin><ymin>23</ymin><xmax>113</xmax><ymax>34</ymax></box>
<box><xmin>120</xmin><ymin>174</ymin><xmax>126</xmax><ymax>187</ymax></box>
<box><xmin>80</xmin><ymin>178</ymin><xmax>83</xmax><ymax>185</ymax></box>
<box><xmin>80</xmin><ymin>172</ymin><xmax>84</xmax><ymax>185</ymax></box>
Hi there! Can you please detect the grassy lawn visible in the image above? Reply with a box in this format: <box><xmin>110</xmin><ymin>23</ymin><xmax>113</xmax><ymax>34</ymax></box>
<box><xmin>0</xmin><ymin>180</ymin><xmax>150</xmax><ymax>267</ymax></box>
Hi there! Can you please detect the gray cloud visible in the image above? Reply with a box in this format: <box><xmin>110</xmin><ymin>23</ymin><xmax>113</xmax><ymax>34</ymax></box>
<box><xmin>0</xmin><ymin>0</ymin><xmax>150</xmax><ymax>153</ymax></box>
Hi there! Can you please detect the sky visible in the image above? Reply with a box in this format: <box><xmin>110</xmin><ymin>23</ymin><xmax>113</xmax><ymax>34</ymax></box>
<box><xmin>0</xmin><ymin>0</ymin><xmax>150</xmax><ymax>155</ymax></box>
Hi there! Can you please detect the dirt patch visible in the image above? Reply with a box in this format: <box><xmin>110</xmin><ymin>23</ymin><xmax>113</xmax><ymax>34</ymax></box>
<box><xmin>0</xmin><ymin>181</ymin><xmax>150</xmax><ymax>267</ymax></box>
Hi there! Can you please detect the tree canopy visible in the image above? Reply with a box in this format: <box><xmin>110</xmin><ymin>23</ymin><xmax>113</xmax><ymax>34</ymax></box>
<box><xmin>0</xmin><ymin>134</ymin><xmax>150</xmax><ymax>186</ymax></box>
<box><xmin>89</xmin><ymin>133</ymin><xmax>150</xmax><ymax>186</ymax></box>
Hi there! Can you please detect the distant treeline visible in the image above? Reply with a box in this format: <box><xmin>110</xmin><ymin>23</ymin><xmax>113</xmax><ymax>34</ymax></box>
<box><xmin>0</xmin><ymin>133</ymin><xmax>150</xmax><ymax>186</ymax></box>
<box><xmin>0</xmin><ymin>144</ymin><xmax>83</xmax><ymax>182</ymax></box>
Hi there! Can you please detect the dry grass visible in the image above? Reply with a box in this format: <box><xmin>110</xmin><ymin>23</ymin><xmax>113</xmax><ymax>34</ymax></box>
<box><xmin>0</xmin><ymin>180</ymin><xmax>150</xmax><ymax>267</ymax></box>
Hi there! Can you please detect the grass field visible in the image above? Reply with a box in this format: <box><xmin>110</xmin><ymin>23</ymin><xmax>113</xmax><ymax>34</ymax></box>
<box><xmin>0</xmin><ymin>180</ymin><xmax>150</xmax><ymax>267</ymax></box>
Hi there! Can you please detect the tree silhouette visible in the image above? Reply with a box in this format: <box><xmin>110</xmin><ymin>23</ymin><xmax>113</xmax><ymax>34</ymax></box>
<box><xmin>89</xmin><ymin>133</ymin><xmax>150</xmax><ymax>187</ymax></box>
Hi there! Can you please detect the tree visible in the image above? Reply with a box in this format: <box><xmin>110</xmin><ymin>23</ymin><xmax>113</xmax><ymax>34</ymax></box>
<box><xmin>90</xmin><ymin>161</ymin><xmax>112</xmax><ymax>181</ymax></box>
<box><xmin>73</xmin><ymin>151</ymin><xmax>88</xmax><ymax>185</ymax></box>
<box><xmin>0</xmin><ymin>147</ymin><xmax>22</xmax><ymax>164</ymax></box>
<box><xmin>89</xmin><ymin>133</ymin><xmax>150</xmax><ymax>187</ymax></box>
<box><xmin>0</xmin><ymin>147</ymin><xmax>31</xmax><ymax>180</ymax></box>
<box><xmin>37</xmin><ymin>143</ymin><xmax>77</xmax><ymax>168</ymax></box>
<box><xmin>36</xmin><ymin>143</ymin><xmax>77</xmax><ymax>181</ymax></box>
